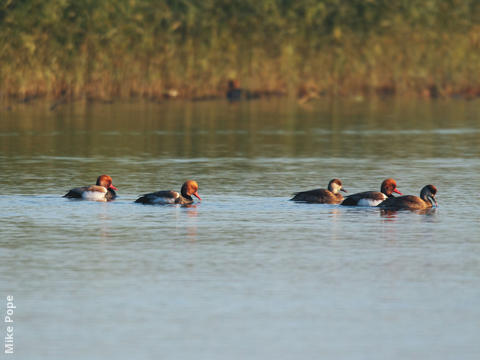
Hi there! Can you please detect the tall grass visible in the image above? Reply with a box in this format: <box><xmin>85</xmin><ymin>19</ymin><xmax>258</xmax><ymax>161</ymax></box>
<box><xmin>1</xmin><ymin>0</ymin><xmax>480</xmax><ymax>101</ymax></box>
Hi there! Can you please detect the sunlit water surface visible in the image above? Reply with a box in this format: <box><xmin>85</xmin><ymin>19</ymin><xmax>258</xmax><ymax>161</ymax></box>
<box><xmin>1</xmin><ymin>99</ymin><xmax>479</xmax><ymax>359</ymax></box>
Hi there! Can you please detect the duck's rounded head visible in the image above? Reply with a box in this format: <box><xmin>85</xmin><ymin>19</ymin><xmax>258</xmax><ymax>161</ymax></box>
<box><xmin>381</xmin><ymin>178</ymin><xmax>402</xmax><ymax>196</ymax></box>
<box><xmin>96</xmin><ymin>174</ymin><xmax>118</xmax><ymax>190</ymax></box>
<box><xmin>181</xmin><ymin>180</ymin><xmax>201</xmax><ymax>200</ymax></box>
<box><xmin>328</xmin><ymin>179</ymin><xmax>347</xmax><ymax>194</ymax></box>
<box><xmin>421</xmin><ymin>184</ymin><xmax>437</xmax><ymax>206</ymax></box>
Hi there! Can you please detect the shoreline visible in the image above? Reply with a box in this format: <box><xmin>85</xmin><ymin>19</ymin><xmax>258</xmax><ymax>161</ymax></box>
<box><xmin>2</xmin><ymin>84</ymin><xmax>480</xmax><ymax>110</ymax></box>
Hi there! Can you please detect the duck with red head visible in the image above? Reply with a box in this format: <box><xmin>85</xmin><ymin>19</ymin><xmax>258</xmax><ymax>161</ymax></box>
<box><xmin>135</xmin><ymin>180</ymin><xmax>201</xmax><ymax>205</ymax></box>
<box><xmin>63</xmin><ymin>174</ymin><xmax>118</xmax><ymax>201</ymax></box>
<box><xmin>341</xmin><ymin>178</ymin><xmax>402</xmax><ymax>206</ymax></box>
<box><xmin>291</xmin><ymin>179</ymin><xmax>347</xmax><ymax>204</ymax></box>
<box><xmin>378</xmin><ymin>185</ymin><xmax>437</xmax><ymax>210</ymax></box>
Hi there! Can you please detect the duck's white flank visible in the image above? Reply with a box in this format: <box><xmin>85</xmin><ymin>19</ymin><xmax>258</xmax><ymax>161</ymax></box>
<box><xmin>82</xmin><ymin>189</ymin><xmax>107</xmax><ymax>201</ymax></box>
<box><xmin>357</xmin><ymin>198</ymin><xmax>385</xmax><ymax>207</ymax></box>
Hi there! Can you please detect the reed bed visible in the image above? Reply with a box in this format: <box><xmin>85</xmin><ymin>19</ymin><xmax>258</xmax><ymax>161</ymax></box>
<box><xmin>1</xmin><ymin>0</ymin><xmax>480</xmax><ymax>101</ymax></box>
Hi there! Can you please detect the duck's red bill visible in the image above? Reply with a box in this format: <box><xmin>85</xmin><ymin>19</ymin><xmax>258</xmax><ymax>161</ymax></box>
<box><xmin>193</xmin><ymin>192</ymin><xmax>202</xmax><ymax>200</ymax></box>
<box><xmin>393</xmin><ymin>188</ymin><xmax>402</xmax><ymax>195</ymax></box>
<box><xmin>110</xmin><ymin>185</ymin><xmax>118</xmax><ymax>190</ymax></box>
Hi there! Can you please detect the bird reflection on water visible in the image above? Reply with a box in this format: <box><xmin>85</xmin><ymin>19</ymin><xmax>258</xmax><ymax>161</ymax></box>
<box><xmin>182</xmin><ymin>204</ymin><xmax>199</xmax><ymax>242</ymax></box>
<box><xmin>380</xmin><ymin>208</ymin><xmax>437</xmax><ymax>220</ymax></box>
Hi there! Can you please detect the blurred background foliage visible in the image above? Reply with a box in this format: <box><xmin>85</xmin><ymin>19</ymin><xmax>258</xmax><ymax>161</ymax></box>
<box><xmin>1</xmin><ymin>0</ymin><xmax>480</xmax><ymax>100</ymax></box>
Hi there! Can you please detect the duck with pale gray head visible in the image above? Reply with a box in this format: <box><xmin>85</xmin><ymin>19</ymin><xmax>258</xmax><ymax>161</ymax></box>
<box><xmin>290</xmin><ymin>179</ymin><xmax>347</xmax><ymax>204</ymax></box>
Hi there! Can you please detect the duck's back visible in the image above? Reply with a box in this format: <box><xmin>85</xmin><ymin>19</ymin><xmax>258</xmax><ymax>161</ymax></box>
<box><xmin>379</xmin><ymin>195</ymin><xmax>427</xmax><ymax>210</ymax></box>
<box><xmin>135</xmin><ymin>190</ymin><xmax>196</xmax><ymax>205</ymax></box>
<box><xmin>341</xmin><ymin>191</ymin><xmax>387</xmax><ymax>206</ymax></box>
<box><xmin>64</xmin><ymin>186</ymin><xmax>90</xmax><ymax>198</ymax></box>
<box><xmin>291</xmin><ymin>189</ymin><xmax>342</xmax><ymax>204</ymax></box>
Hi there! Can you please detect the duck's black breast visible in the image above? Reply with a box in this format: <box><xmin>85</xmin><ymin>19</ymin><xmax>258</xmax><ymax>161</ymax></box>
<box><xmin>176</xmin><ymin>195</ymin><xmax>193</xmax><ymax>205</ymax></box>
<box><xmin>106</xmin><ymin>189</ymin><xmax>117</xmax><ymax>201</ymax></box>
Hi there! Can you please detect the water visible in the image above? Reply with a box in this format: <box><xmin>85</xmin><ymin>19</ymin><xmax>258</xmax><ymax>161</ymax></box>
<box><xmin>1</xmin><ymin>99</ymin><xmax>479</xmax><ymax>359</ymax></box>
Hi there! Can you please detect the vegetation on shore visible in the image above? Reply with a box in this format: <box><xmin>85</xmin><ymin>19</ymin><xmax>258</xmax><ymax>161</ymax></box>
<box><xmin>1</xmin><ymin>0</ymin><xmax>480</xmax><ymax>102</ymax></box>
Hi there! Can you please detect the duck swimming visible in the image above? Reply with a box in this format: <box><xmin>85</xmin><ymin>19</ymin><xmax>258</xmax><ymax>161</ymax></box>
<box><xmin>378</xmin><ymin>184</ymin><xmax>437</xmax><ymax>210</ymax></box>
<box><xmin>341</xmin><ymin>178</ymin><xmax>402</xmax><ymax>206</ymax></box>
<box><xmin>135</xmin><ymin>180</ymin><xmax>201</xmax><ymax>205</ymax></box>
<box><xmin>290</xmin><ymin>179</ymin><xmax>347</xmax><ymax>204</ymax></box>
<box><xmin>63</xmin><ymin>174</ymin><xmax>118</xmax><ymax>201</ymax></box>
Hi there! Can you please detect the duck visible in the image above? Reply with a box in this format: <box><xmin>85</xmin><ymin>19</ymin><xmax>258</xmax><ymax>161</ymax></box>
<box><xmin>290</xmin><ymin>179</ymin><xmax>347</xmax><ymax>204</ymax></box>
<box><xmin>63</xmin><ymin>174</ymin><xmax>118</xmax><ymax>201</ymax></box>
<box><xmin>341</xmin><ymin>178</ymin><xmax>402</xmax><ymax>206</ymax></box>
<box><xmin>226</xmin><ymin>79</ymin><xmax>243</xmax><ymax>101</ymax></box>
<box><xmin>378</xmin><ymin>184</ymin><xmax>437</xmax><ymax>210</ymax></box>
<box><xmin>135</xmin><ymin>180</ymin><xmax>201</xmax><ymax>205</ymax></box>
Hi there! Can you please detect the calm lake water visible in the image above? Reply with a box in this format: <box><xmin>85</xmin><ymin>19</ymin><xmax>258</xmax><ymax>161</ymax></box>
<box><xmin>1</xmin><ymin>99</ymin><xmax>479</xmax><ymax>359</ymax></box>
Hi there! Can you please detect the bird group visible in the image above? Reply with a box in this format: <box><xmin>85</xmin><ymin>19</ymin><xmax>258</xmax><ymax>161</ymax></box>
<box><xmin>291</xmin><ymin>178</ymin><xmax>437</xmax><ymax>210</ymax></box>
<box><xmin>63</xmin><ymin>175</ymin><xmax>200</xmax><ymax>205</ymax></box>
<box><xmin>63</xmin><ymin>175</ymin><xmax>438</xmax><ymax>211</ymax></box>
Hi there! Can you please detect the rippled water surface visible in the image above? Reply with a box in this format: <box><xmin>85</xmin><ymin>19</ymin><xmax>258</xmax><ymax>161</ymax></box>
<box><xmin>1</xmin><ymin>99</ymin><xmax>479</xmax><ymax>359</ymax></box>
